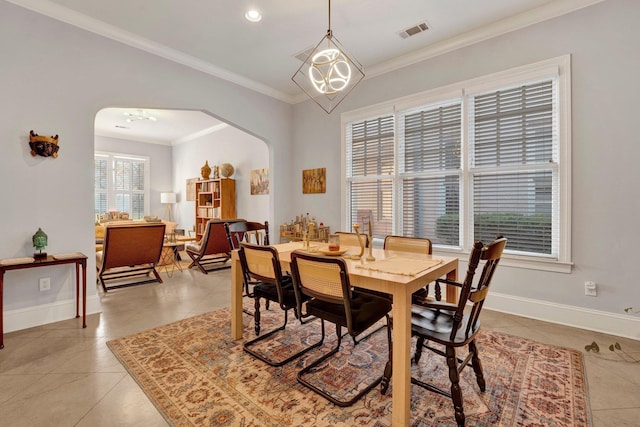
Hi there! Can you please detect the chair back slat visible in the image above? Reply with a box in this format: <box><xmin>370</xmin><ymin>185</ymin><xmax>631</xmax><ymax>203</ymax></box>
<box><xmin>246</xmin><ymin>221</ymin><xmax>269</xmax><ymax>245</ymax></box>
<box><xmin>383</xmin><ymin>235</ymin><xmax>432</xmax><ymax>255</ymax></box>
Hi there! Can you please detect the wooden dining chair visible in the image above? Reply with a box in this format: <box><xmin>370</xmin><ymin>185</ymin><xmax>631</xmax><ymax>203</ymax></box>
<box><xmin>246</xmin><ymin>221</ymin><xmax>269</xmax><ymax>245</ymax></box>
<box><xmin>239</xmin><ymin>243</ymin><xmax>321</xmax><ymax>366</ymax></box>
<box><xmin>290</xmin><ymin>250</ymin><xmax>392</xmax><ymax>407</ymax></box>
<box><xmin>383</xmin><ymin>235</ymin><xmax>435</xmax><ymax>302</ymax></box>
<box><xmin>407</xmin><ymin>236</ymin><xmax>506</xmax><ymax>427</ymax></box>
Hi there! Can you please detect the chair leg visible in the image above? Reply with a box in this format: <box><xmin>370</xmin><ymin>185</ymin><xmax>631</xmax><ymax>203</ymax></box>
<box><xmin>469</xmin><ymin>340</ymin><xmax>486</xmax><ymax>392</ymax></box>
<box><xmin>414</xmin><ymin>336</ymin><xmax>425</xmax><ymax>363</ymax></box>
<box><xmin>446</xmin><ymin>346</ymin><xmax>465</xmax><ymax>427</ymax></box>
<box><xmin>244</xmin><ymin>311</ymin><xmax>324</xmax><ymax>367</ymax></box>
<box><xmin>298</xmin><ymin>321</ymin><xmax>386</xmax><ymax>407</ymax></box>
<box><xmin>381</xmin><ymin>316</ymin><xmax>393</xmax><ymax>394</ymax></box>
<box><xmin>254</xmin><ymin>297</ymin><xmax>262</xmax><ymax>335</ymax></box>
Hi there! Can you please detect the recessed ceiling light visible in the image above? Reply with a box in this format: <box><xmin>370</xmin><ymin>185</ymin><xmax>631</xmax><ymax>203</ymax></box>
<box><xmin>244</xmin><ymin>9</ymin><xmax>262</xmax><ymax>23</ymax></box>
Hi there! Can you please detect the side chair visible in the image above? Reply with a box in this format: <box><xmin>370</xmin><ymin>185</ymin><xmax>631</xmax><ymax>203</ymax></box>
<box><xmin>226</xmin><ymin>221</ymin><xmax>271</xmax><ymax>314</ymax></box>
<box><xmin>290</xmin><ymin>250</ymin><xmax>392</xmax><ymax>407</ymax></box>
<box><xmin>239</xmin><ymin>243</ymin><xmax>321</xmax><ymax>366</ymax></box>
<box><xmin>383</xmin><ymin>235</ymin><xmax>435</xmax><ymax>302</ymax></box>
<box><xmin>334</xmin><ymin>231</ymin><xmax>368</xmax><ymax>248</ymax></box>
<box><xmin>407</xmin><ymin>236</ymin><xmax>507</xmax><ymax>427</ymax></box>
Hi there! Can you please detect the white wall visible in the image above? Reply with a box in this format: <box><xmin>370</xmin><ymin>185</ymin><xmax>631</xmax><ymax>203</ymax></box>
<box><xmin>172</xmin><ymin>125</ymin><xmax>270</xmax><ymax>231</ymax></box>
<box><xmin>0</xmin><ymin>1</ymin><xmax>292</xmax><ymax>333</ymax></box>
<box><xmin>290</xmin><ymin>0</ymin><xmax>640</xmax><ymax>338</ymax></box>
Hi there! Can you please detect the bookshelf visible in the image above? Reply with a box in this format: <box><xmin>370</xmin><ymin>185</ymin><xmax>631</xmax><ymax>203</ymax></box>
<box><xmin>195</xmin><ymin>178</ymin><xmax>236</xmax><ymax>240</ymax></box>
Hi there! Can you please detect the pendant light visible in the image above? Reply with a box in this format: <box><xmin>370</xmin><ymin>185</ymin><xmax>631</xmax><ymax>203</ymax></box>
<box><xmin>292</xmin><ymin>0</ymin><xmax>364</xmax><ymax>114</ymax></box>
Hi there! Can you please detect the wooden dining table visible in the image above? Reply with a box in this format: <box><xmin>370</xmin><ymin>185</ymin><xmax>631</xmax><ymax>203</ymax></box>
<box><xmin>230</xmin><ymin>241</ymin><xmax>458</xmax><ymax>426</ymax></box>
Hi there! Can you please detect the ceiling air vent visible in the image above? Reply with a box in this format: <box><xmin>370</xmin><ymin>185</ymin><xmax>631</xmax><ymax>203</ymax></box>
<box><xmin>398</xmin><ymin>21</ymin><xmax>429</xmax><ymax>39</ymax></box>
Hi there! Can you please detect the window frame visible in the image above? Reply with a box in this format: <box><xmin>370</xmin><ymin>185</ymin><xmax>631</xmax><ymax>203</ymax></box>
<box><xmin>94</xmin><ymin>151</ymin><xmax>151</xmax><ymax>220</ymax></box>
<box><xmin>341</xmin><ymin>55</ymin><xmax>572</xmax><ymax>273</ymax></box>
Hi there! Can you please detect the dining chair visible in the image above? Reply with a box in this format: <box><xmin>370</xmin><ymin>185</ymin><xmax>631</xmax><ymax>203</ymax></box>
<box><xmin>334</xmin><ymin>231</ymin><xmax>368</xmax><ymax>248</ymax></box>
<box><xmin>406</xmin><ymin>236</ymin><xmax>507</xmax><ymax>427</ymax></box>
<box><xmin>246</xmin><ymin>220</ymin><xmax>270</xmax><ymax>245</ymax></box>
<box><xmin>226</xmin><ymin>221</ymin><xmax>271</xmax><ymax>314</ymax></box>
<box><xmin>383</xmin><ymin>235</ymin><xmax>435</xmax><ymax>302</ymax></box>
<box><xmin>225</xmin><ymin>220</ymin><xmax>249</xmax><ymax>250</ymax></box>
<box><xmin>290</xmin><ymin>250</ymin><xmax>392</xmax><ymax>407</ymax></box>
<box><xmin>239</xmin><ymin>243</ymin><xmax>321</xmax><ymax>366</ymax></box>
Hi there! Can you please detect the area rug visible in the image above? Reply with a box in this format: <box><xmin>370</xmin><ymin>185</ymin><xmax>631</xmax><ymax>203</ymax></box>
<box><xmin>107</xmin><ymin>305</ymin><xmax>591</xmax><ymax>426</ymax></box>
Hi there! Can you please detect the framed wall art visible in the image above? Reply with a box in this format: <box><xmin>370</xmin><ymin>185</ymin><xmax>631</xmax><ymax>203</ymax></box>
<box><xmin>250</xmin><ymin>168</ymin><xmax>269</xmax><ymax>195</ymax></box>
<box><xmin>302</xmin><ymin>167</ymin><xmax>326</xmax><ymax>194</ymax></box>
<box><xmin>186</xmin><ymin>177</ymin><xmax>198</xmax><ymax>201</ymax></box>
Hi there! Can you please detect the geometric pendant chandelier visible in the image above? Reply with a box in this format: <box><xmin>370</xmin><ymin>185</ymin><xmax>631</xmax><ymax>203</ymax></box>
<box><xmin>292</xmin><ymin>0</ymin><xmax>365</xmax><ymax>114</ymax></box>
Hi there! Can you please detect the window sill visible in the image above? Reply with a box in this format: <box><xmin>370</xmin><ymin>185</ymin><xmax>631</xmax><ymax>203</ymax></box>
<box><xmin>433</xmin><ymin>247</ymin><xmax>573</xmax><ymax>274</ymax></box>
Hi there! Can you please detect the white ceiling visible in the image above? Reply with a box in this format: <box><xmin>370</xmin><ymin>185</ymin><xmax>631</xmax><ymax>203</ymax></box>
<box><xmin>9</xmin><ymin>0</ymin><xmax>602</xmax><ymax>143</ymax></box>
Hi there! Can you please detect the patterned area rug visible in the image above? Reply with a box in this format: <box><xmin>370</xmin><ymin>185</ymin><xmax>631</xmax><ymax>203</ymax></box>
<box><xmin>107</xmin><ymin>304</ymin><xmax>591</xmax><ymax>426</ymax></box>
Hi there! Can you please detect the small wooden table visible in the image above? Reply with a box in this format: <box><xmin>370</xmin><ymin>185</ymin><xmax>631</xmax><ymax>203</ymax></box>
<box><xmin>230</xmin><ymin>242</ymin><xmax>458</xmax><ymax>426</ymax></box>
<box><xmin>0</xmin><ymin>253</ymin><xmax>88</xmax><ymax>349</ymax></box>
<box><xmin>159</xmin><ymin>242</ymin><xmax>184</xmax><ymax>277</ymax></box>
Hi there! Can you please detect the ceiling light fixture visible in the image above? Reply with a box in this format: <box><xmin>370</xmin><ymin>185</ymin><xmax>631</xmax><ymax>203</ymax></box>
<box><xmin>124</xmin><ymin>109</ymin><xmax>157</xmax><ymax>122</ymax></box>
<box><xmin>292</xmin><ymin>0</ymin><xmax>364</xmax><ymax>114</ymax></box>
<box><xmin>244</xmin><ymin>10</ymin><xmax>262</xmax><ymax>23</ymax></box>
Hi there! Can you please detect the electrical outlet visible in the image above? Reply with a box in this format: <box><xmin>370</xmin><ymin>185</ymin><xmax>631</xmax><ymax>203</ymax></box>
<box><xmin>584</xmin><ymin>281</ymin><xmax>597</xmax><ymax>297</ymax></box>
<box><xmin>39</xmin><ymin>277</ymin><xmax>51</xmax><ymax>292</ymax></box>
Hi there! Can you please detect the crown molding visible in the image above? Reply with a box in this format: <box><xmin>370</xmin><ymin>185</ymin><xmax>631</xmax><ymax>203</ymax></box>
<box><xmin>8</xmin><ymin>0</ymin><xmax>604</xmax><ymax>106</ymax></box>
<box><xmin>6</xmin><ymin>0</ymin><xmax>295</xmax><ymax>104</ymax></box>
<box><xmin>364</xmin><ymin>0</ymin><xmax>605</xmax><ymax>83</ymax></box>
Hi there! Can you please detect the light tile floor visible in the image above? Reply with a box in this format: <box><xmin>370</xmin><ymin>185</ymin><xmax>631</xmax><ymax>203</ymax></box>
<box><xmin>1</xmin><ymin>263</ymin><xmax>638</xmax><ymax>426</ymax></box>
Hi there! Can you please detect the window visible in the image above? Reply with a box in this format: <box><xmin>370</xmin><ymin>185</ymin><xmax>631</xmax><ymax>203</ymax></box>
<box><xmin>343</xmin><ymin>56</ymin><xmax>571</xmax><ymax>271</ymax></box>
<box><xmin>94</xmin><ymin>153</ymin><xmax>150</xmax><ymax>220</ymax></box>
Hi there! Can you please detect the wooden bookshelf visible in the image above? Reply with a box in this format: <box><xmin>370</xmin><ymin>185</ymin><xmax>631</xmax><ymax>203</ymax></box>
<box><xmin>194</xmin><ymin>178</ymin><xmax>236</xmax><ymax>240</ymax></box>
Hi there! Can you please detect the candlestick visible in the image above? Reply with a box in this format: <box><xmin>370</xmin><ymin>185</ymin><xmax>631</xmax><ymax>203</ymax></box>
<box><xmin>366</xmin><ymin>218</ymin><xmax>375</xmax><ymax>261</ymax></box>
<box><xmin>346</xmin><ymin>223</ymin><xmax>365</xmax><ymax>259</ymax></box>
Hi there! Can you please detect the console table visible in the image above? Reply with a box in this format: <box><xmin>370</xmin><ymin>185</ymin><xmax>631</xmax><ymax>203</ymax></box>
<box><xmin>0</xmin><ymin>252</ymin><xmax>88</xmax><ymax>349</ymax></box>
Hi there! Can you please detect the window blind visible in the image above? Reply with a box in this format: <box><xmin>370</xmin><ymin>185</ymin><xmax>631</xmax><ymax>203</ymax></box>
<box><xmin>346</xmin><ymin>115</ymin><xmax>395</xmax><ymax>238</ymax></box>
<box><xmin>399</xmin><ymin>102</ymin><xmax>462</xmax><ymax>246</ymax></box>
<box><xmin>470</xmin><ymin>80</ymin><xmax>557</xmax><ymax>257</ymax></box>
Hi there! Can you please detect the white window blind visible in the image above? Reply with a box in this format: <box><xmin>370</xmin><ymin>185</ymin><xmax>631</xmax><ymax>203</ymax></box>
<box><xmin>94</xmin><ymin>157</ymin><xmax>108</xmax><ymax>217</ymax></box>
<box><xmin>469</xmin><ymin>80</ymin><xmax>557</xmax><ymax>256</ymax></box>
<box><xmin>399</xmin><ymin>102</ymin><xmax>462</xmax><ymax>246</ymax></box>
<box><xmin>95</xmin><ymin>153</ymin><xmax>149</xmax><ymax>220</ymax></box>
<box><xmin>343</xmin><ymin>56</ymin><xmax>570</xmax><ymax>268</ymax></box>
<box><xmin>346</xmin><ymin>115</ymin><xmax>395</xmax><ymax>238</ymax></box>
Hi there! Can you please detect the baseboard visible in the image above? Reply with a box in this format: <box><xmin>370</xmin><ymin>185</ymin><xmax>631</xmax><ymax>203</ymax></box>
<box><xmin>486</xmin><ymin>292</ymin><xmax>640</xmax><ymax>340</ymax></box>
<box><xmin>3</xmin><ymin>295</ymin><xmax>102</xmax><ymax>333</ymax></box>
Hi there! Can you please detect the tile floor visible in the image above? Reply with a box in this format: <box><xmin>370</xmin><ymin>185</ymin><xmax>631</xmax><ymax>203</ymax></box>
<box><xmin>0</xmin><ymin>263</ymin><xmax>639</xmax><ymax>426</ymax></box>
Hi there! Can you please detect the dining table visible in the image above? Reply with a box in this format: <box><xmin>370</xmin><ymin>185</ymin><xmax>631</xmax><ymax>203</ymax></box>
<box><xmin>230</xmin><ymin>241</ymin><xmax>458</xmax><ymax>427</ymax></box>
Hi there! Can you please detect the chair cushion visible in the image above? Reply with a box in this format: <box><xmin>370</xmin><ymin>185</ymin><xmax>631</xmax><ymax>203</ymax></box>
<box><xmin>411</xmin><ymin>305</ymin><xmax>480</xmax><ymax>346</ymax></box>
<box><xmin>253</xmin><ymin>276</ymin><xmax>308</xmax><ymax>308</ymax></box>
<box><xmin>306</xmin><ymin>291</ymin><xmax>391</xmax><ymax>336</ymax></box>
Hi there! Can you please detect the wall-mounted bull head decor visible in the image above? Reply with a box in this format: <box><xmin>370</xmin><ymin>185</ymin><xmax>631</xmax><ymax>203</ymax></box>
<box><xmin>29</xmin><ymin>130</ymin><xmax>59</xmax><ymax>158</ymax></box>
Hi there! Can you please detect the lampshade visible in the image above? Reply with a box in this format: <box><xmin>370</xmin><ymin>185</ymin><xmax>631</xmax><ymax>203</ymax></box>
<box><xmin>291</xmin><ymin>0</ymin><xmax>364</xmax><ymax>114</ymax></box>
<box><xmin>160</xmin><ymin>192</ymin><xmax>177</xmax><ymax>204</ymax></box>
